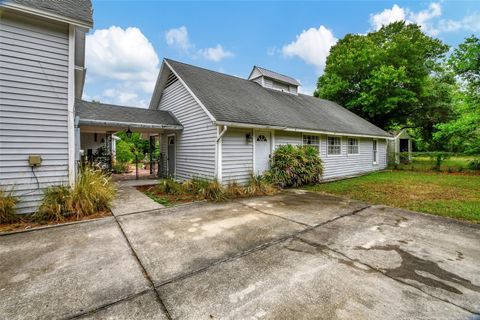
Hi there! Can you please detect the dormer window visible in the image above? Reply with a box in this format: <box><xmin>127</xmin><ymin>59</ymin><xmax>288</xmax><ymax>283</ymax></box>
<box><xmin>248</xmin><ymin>66</ymin><xmax>300</xmax><ymax>95</ymax></box>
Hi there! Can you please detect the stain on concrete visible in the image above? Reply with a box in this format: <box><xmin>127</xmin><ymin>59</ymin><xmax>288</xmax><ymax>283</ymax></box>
<box><xmin>356</xmin><ymin>245</ymin><xmax>480</xmax><ymax>295</ymax></box>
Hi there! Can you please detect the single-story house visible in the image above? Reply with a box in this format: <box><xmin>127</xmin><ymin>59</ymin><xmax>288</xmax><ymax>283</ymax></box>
<box><xmin>387</xmin><ymin>129</ymin><xmax>412</xmax><ymax>163</ymax></box>
<box><xmin>149</xmin><ymin>60</ymin><xmax>392</xmax><ymax>184</ymax></box>
<box><xmin>0</xmin><ymin>0</ymin><xmax>392</xmax><ymax>214</ymax></box>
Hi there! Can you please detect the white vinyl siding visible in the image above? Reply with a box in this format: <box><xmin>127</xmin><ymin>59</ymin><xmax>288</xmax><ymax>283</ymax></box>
<box><xmin>274</xmin><ymin>130</ymin><xmax>386</xmax><ymax>180</ymax></box>
<box><xmin>157</xmin><ymin>78</ymin><xmax>217</xmax><ymax>181</ymax></box>
<box><xmin>0</xmin><ymin>13</ymin><xmax>70</xmax><ymax>214</ymax></box>
<box><xmin>274</xmin><ymin>131</ymin><xmax>302</xmax><ymax>148</ymax></box>
<box><xmin>321</xmin><ymin>137</ymin><xmax>387</xmax><ymax>180</ymax></box>
<box><xmin>222</xmin><ymin>128</ymin><xmax>253</xmax><ymax>184</ymax></box>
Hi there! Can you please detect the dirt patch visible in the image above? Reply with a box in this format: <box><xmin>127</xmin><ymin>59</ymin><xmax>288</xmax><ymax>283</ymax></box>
<box><xmin>136</xmin><ymin>185</ymin><xmax>202</xmax><ymax>206</ymax></box>
<box><xmin>0</xmin><ymin>210</ymin><xmax>111</xmax><ymax>233</ymax></box>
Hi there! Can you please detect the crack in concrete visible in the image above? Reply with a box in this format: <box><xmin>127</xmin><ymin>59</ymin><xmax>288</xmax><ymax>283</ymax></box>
<box><xmin>65</xmin><ymin>289</ymin><xmax>153</xmax><ymax>320</ymax></box>
<box><xmin>155</xmin><ymin>205</ymin><xmax>371</xmax><ymax>288</ymax></box>
<box><xmin>235</xmin><ymin>201</ymin><xmax>312</xmax><ymax>227</ymax></box>
<box><xmin>113</xmin><ymin>216</ymin><xmax>174</xmax><ymax>320</ymax></box>
<box><xmin>295</xmin><ymin>237</ymin><xmax>480</xmax><ymax>316</ymax></box>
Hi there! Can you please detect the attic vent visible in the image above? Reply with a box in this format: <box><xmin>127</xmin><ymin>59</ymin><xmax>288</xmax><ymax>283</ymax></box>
<box><xmin>165</xmin><ymin>71</ymin><xmax>178</xmax><ymax>89</ymax></box>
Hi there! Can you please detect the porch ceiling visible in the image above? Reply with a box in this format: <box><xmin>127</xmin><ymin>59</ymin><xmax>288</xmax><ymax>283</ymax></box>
<box><xmin>75</xmin><ymin>99</ymin><xmax>183</xmax><ymax>133</ymax></box>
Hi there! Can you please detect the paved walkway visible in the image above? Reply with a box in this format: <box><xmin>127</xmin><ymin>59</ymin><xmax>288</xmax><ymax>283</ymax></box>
<box><xmin>111</xmin><ymin>180</ymin><xmax>164</xmax><ymax>216</ymax></box>
<box><xmin>0</xmin><ymin>191</ymin><xmax>479</xmax><ymax>319</ymax></box>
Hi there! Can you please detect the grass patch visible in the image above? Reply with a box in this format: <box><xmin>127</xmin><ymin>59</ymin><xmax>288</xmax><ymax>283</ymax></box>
<box><xmin>393</xmin><ymin>155</ymin><xmax>480</xmax><ymax>173</ymax></box>
<box><xmin>307</xmin><ymin>171</ymin><xmax>480</xmax><ymax>223</ymax></box>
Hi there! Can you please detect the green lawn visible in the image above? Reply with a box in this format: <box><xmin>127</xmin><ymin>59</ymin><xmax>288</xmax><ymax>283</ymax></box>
<box><xmin>393</xmin><ymin>155</ymin><xmax>478</xmax><ymax>172</ymax></box>
<box><xmin>307</xmin><ymin>171</ymin><xmax>480</xmax><ymax>223</ymax></box>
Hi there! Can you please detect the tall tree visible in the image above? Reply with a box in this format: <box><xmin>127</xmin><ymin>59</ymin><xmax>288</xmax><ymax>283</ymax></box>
<box><xmin>433</xmin><ymin>35</ymin><xmax>480</xmax><ymax>154</ymax></box>
<box><xmin>315</xmin><ymin>22</ymin><xmax>452</xmax><ymax>141</ymax></box>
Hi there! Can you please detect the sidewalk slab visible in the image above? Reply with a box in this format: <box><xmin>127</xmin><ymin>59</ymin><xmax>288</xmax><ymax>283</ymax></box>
<box><xmin>117</xmin><ymin>201</ymin><xmax>305</xmax><ymax>285</ymax></box>
<box><xmin>0</xmin><ymin>218</ymin><xmax>150</xmax><ymax>320</ymax></box>
<box><xmin>237</xmin><ymin>191</ymin><xmax>368</xmax><ymax>226</ymax></box>
<box><xmin>158</xmin><ymin>238</ymin><xmax>472</xmax><ymax>319</ymax></box>
<box><xmin>78</xmin><ymin>290</ymin><xmax>168</xmax><ymax>320</ymax></box>
<box><xmin>299</xmin><ymin>205</ymin><xmax>480</xmax><ymax>313</ymax></box>
<box><xmin>112</xmin><ymin>185</ymin><xmax>164</xmax><ymax>216</ymax></box>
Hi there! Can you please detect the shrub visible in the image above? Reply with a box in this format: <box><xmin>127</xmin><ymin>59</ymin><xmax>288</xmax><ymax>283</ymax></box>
<box><xmin>157</xmin><ymin>178</ymin><xmax>183</xmax><ymax>195</ymax></box>
<box><xmin>34</xmin><ymin>167</ymin><xmax>115</xmax><ymax>222</ymax></box>
<box><xmin>0</xmin><ymin>188</ymin><xmax>20</xmax><ymax>224</ymax></box>
<box><xmin>246</xmin><ymin>174</ymin><xmax>277</xmax><ymax>196</ymax></box>
<box><xmin>468</xmin><ymin>159</ymin><xmax>480</xmax><ymax>170</ymax></box>
<box><xmin>113</xmin><ymin>162</ymin><xmax>130</xmax><ymax>174</ymax></box>
<box><xmin>225</xmin><ymin>181</ymin><xmax>246</xmax><ymax>198</ymax></box>
<box><xmin>182</xmin><ymin>178</ymin><xmax>210</xmax><ymax>197</ymax></box>
<box><xmin>266</xmin><ymin>144</ymin><xmax>323</xmax><ymax>187</ymax></box>
<box><xmin>34</xmin><ymin>185</ymin><xmax>72</xmax><ymax>222</ymax></box>
<box><xmin>203</xmin><ymin>180</ymin><xmax>227</xmax><ymax>201</ymax></box>
<box><xmin>70</xmin><ymin>167</ymin><xmax>116</xmax><ymax>218</ymax></box>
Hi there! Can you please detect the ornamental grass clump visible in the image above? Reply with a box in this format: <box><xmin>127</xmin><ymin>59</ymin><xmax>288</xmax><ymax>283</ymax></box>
<box><xmin>70</xmin><ymin>167</ymin><xmax>115</xmax><ymax>218</ymax></box>
<box><xmin>0</xmin><ymin>188</ymin><xmax>20</xmax><ymax>224</ymax></box>
<box><xmin>246</xmin><ymin>174</ymin><xmax>277</xmax><ymax>196</ymax></box>
<box><xmin>266</xmin><ymin>144</ymin><xmax>323</xmax><ymax>187</ymax></box>
<box><xmin>34</xmin><ymin>167</ymin><xmax>115</xmax><ymax>222</ymax></box>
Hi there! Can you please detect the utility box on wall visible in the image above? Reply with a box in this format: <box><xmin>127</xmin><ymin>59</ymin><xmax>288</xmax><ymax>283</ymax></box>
<box><xmin>28</xmin><ymin>155</ymin><xmax>42</xmax><ymax>167</ymax></box>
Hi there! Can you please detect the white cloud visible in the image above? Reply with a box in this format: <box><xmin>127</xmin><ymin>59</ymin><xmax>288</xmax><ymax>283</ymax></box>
<box><xmin>281</xmin><ymin>26</ymin><xmax>337</xmax><ymax>72</ymax></box>
<box><xmin>165</xmin><ymin>26</ymin><xmax>191</xmax><ymax>51</ymax></box>
<box><xmin>369</xmin><ymin>4</ymin><xmax>406</xmax><ymax>31</ymax></box>
<box><xmin>409</xmin><ymin>2</ymin><xmax>442</xmax><ymax>35</ymax></box>
<box><xmin>198</xmin><ymin>44</ymin><xmax>234</xmax><ymax>62</ymax></box>
<box><xmin>165</xmin><ymin>26</ymin><xmax>234</xmax><ymax>62</ymax></box>
<box><xmin>438</xmin><ymin>12</ymin><xmax>480</xmax><ymax>33</ymax></box>
<box><xmin>85</xmin><ymin>26</ymin><xmax>159</xmax><ymax>107</ymax></box>
<box><xmin>370</xmin><ymin>3</ymin><xmax>478</xmax><ymax>36</ymax></box>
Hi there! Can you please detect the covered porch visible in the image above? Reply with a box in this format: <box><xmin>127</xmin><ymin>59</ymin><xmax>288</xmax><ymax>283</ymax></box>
<box><xmin>74</xmin><ymin>100</ymin><xmax>183</xmax><ymax>180</ymax></box>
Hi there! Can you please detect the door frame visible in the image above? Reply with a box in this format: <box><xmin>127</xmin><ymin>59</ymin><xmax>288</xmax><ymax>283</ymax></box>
<box><xmin>252</xmin><ymin>129</ymin><xmax>273</xmax><ymax>174</ymax></box>
<box><xmin>167</xmin><ymin>133</ymin><xmax>176</xmax><ymax>177</ymax></box>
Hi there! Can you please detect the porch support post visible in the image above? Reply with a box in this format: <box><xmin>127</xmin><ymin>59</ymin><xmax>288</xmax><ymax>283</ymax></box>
<box><xmin>149</xmin><ymin>135</ymin><xmax>154</xmax><ymax>175</ymax></box>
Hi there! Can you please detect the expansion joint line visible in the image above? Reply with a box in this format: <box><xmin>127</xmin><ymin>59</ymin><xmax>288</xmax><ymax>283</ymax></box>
<box><xmin>157</xmin><ymin>205</ymin><xmax>371</xmax><ymax>288</ymax></box>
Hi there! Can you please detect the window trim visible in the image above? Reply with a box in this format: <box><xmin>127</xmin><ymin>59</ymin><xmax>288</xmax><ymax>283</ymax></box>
<box><xmin>302</xmin><ymin>134</ymin><xmax>320</xmax><ymax>153</ymax></box>
<box><xmin>347</xmin><ymin>137</ymin><xmax>360</xmax><ymax>155</ymax></box>
<box><xmin>373</xmin><ymin>139</ymin><xmax>378</xmax><ymax>165</ymax></box>
<box><xmin>327</xmin><ymin>136</ymin><xmax>342</xmax><ymax>156</ymax></box>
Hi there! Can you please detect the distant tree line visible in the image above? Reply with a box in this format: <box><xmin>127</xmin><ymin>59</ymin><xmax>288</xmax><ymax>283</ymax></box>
<box><xmin>315</xmin><ymin>21</ymin><xmax>479</xmax><ymax>154</ymax></box>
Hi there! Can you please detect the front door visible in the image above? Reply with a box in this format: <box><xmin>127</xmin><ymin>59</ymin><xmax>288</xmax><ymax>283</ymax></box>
<box><xmin>167</xmin><ymin>135</ymin><xmax>175</xmax><ymax>176</ymax></box>
<box><xmin>255</xmin><ymin>131</ymin><xmax>271</xmax><ymax>175</ymax></box>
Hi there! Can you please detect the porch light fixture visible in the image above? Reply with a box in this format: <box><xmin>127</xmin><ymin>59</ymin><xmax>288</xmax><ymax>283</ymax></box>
<box><xmin>126</xmin><ymin>127</ymin><xmax>132</xmax><ymax>138</ymax></box>
<box><xmin>246</xmin><ymin>133</ymin><xmax>252</xmax><ymax>143</ymax></box>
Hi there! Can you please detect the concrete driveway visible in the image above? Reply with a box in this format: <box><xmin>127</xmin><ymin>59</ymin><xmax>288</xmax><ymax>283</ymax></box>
<box><xmin>1</xmin><ymin>191</ymin><xmax>479</xmax><ymax>319</ymax></box>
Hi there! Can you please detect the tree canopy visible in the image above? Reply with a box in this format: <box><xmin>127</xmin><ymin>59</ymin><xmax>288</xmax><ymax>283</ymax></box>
<box><xmin>315</xmin><ymin>22</ymin><xmax>453</xmax><ymax>142</ymax></box>
<box><xmin>433</xmin><ymin>35</ymin><xmax>480</xmax><ymax>154</ymax></box>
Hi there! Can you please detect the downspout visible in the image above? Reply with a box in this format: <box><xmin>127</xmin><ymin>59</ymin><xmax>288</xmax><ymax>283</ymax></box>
<box><xmin>216</xmin><ymin>125</ymin><xmax>228</xmax><ymax>183</ymax></box>
<box><xmin>216</xmin><ymin>125</ymin><xmax>228</xmax><ymax>142</ymax></box>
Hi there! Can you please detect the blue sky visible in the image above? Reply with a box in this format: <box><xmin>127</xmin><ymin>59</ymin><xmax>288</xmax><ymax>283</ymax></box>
<box><xmin>84</xmin><ymin>0</ymin><xmax>480</xmax><ymax>107</ymax></box>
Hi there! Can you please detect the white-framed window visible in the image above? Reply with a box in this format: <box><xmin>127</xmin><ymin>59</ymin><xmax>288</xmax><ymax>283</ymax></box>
<box><xmin>302</xmin><ymin>135</ymin><xmax>320</xmax><ymax>152</ymax></box>
<box><xmin>327</xmin><ymin>136</ymin><xmax>341</xmax><ymax>155</ymax></box>
<box><xmin>347</xmin><ymin>138</ymin><xmax>359</xmax><ymax>155</ymax></box>
<box><xmin>373</xmin><ymin>139</ymin><xmax>378</xmax><ymax>164</ymax></box>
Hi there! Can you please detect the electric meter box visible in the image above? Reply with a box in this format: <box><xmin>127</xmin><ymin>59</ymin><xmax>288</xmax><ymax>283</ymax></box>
<box><xmin>28</xmin><ymin>155</ymin><xmax>42</xmax><ymax>167</ymax></box>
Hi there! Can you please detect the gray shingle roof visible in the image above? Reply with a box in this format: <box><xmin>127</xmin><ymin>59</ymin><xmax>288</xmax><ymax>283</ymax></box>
<box><xmin>75</xmin><ymin>100</ymin><xmax>181</xmax><ymax>128</ymax></box>
<box><xmin>252</xmin><ymin>66</ymin><xmax>301</xmax><ymax>86</ymax></box>
<box><xmin>166</xmin><ymin>59</ymin><xmax>391</xmax><ymax>138</ymax></box>
<box><xmin>5</xmin><ymin>0</ymin><xmax>93</xmax><ymax>26</ymax></box>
